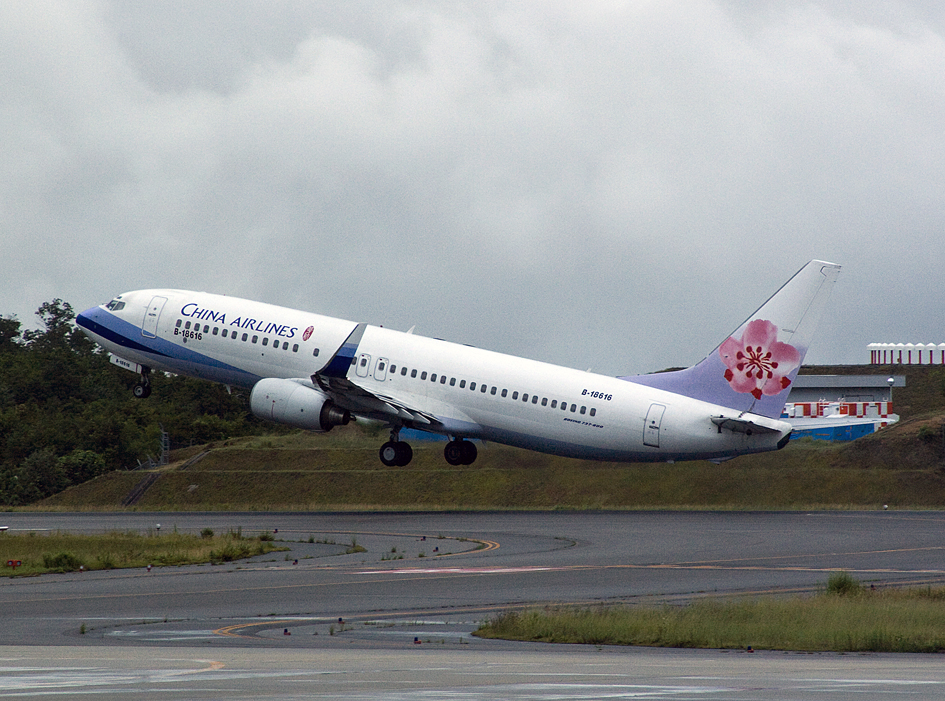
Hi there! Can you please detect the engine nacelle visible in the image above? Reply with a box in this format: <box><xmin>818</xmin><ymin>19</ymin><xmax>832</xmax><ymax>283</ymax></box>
<box><xmin>249</xmin><ymin>378</ymin><xmax>351</xmax><ymax>432</ymax></box>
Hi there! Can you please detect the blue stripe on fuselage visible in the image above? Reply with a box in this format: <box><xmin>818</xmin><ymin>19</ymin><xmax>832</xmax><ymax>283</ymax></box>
<box><xmin>77</xmin><ymin>306</ymin><xmax>261</xmax><ymax>387</ymax></box>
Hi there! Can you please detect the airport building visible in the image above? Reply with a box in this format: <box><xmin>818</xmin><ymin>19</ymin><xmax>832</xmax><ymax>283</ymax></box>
<box><xmin>869</xmin><ymin>343</ymin><xmax>945</xmax><ymax>365</ymax></box>
<box><xmin>783</xmin><ymin>374</ymin><xmax>903</xmax><ymax>442</ymax></box>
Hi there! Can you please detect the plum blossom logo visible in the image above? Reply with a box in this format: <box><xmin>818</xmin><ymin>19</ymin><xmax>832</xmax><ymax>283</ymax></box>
<box><xmin>719</xmin><ymin>319</ymin><xmax>800</xmax><ymax>400</ymax></box>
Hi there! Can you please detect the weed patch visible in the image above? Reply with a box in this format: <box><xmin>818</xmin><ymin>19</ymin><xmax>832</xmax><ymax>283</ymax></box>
<box><xmin>476</xmin><ymin>577</ymin><xmax>945</xmax><ymax>652</ymax></box>
<box><xmin>1</xmin><ymin>531</ymin><xmax>285</xmax><ymax>576</ymax></box>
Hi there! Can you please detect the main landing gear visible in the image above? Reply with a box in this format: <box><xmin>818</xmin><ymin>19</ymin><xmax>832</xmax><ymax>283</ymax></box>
<box><xmin>379</xmin><ymin>428</ymin><xmax>413</xmax><ymax>467</ymax></box>
<box><xmin>379</xmin><ymin>439</ymin><xmax>413</xmax><ymax>467</ymax></box>
<box><xmin>444</xmin><ymin>438</ymin><xmax>477</xmax><ymax>466</ymax></box>
<box><xmin>378</xmin><ymin>430</ymin><xmax>478</xmax><ymax>467</ymax></box>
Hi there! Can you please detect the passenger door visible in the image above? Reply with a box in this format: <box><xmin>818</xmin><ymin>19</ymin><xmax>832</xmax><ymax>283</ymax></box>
<box><xmin>644</xmin><ymin>403</ymin><xmax>665</xmax><ymax>448</ymax></box>
<box><xmin>142</xmin><ymin>296</ymin><xmax>167</xmax><ymax>338</ymax></box>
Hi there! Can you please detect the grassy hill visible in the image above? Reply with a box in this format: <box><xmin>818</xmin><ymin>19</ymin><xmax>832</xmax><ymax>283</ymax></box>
<box><xmin>35</xmin><ymin>365</ymin><xmax>945</xmax><ymax>512</ymax></box>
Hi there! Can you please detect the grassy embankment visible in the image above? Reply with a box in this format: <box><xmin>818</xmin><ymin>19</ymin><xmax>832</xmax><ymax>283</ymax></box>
<box><xmin>0</xmin><ymin>529</ymin><xmax>285</xmax><ymax>576</ymax></box>
<box><xmin>35</xmin><ymin>364</ymin><xmax>945</xmax><ymax>511</ymax></box>
<box><xmin>475</xmin><ymin>573</ymin><xmax>945</xmax><ymax>653</ymax></box>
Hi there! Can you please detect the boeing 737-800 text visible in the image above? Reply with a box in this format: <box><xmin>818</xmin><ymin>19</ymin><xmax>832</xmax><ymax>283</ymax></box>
<box><xmin>77</xmin><ymin>260</ymin><xmax>840</xmax><ymax>467</ymax></box>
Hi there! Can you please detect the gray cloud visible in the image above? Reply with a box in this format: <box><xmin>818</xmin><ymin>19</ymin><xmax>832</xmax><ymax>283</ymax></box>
<box><xmin>3</xmin><ymin>1</ymin><xmax>944</xmax><ymax>375</ymax></box>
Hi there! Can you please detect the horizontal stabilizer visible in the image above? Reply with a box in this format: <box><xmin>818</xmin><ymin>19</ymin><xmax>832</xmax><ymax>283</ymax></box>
<box><xmin>710</xmin><ymin>415</ymin><xmax>782</xmax><ymax>435</ymax></box>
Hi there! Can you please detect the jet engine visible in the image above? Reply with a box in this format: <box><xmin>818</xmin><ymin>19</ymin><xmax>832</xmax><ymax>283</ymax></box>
<box><xmin>249</xmin><ymin>378</ymin><xmax>351</xmax><ymax>432</ymax></box>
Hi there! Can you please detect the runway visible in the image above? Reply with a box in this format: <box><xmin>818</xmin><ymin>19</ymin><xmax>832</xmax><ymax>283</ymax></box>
<box><xmin>2</xmin><ymin>510</ymin><xmax>945</xmax><ymax>699</ymax></box>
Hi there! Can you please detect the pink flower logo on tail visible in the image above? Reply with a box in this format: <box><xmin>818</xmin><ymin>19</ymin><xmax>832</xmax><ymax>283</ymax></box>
<box><xmin>719</xmin><ymin>319</ymin><xmax>800</xmax><ymax>400</ymax></box>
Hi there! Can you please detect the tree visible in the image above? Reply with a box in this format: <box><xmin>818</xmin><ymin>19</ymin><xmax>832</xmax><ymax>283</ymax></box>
<box><xmin>0</xmin><ymin>316</ymin><xmax>22</xmax><ymax>352</ymax></box>
<box><xmin>59</xmin><ymin>449</ymin><xmax>108</xmax><ymax>484</ymax></box>
<box><xmin>15</xmin><ymin>447</ymin><xmax>69</xmax><ymax>503</ymax></box>
<box><xmin>22</xmin><ymin>299</ymin><xmax>75</xmax><ymax>350</ymax></box>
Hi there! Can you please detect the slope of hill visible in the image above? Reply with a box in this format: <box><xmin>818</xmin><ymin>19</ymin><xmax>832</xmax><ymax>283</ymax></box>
<box><xmin>36</xmin><ymin>366</ymin><xmax>945</xmax><ymax>511</ymax></box>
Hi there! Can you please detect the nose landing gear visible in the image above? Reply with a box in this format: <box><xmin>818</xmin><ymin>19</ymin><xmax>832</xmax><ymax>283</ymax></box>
<box><xmin>133</xmin><ymin>368</ymin><xmax>152</xmax><ymax>399</ymax></box>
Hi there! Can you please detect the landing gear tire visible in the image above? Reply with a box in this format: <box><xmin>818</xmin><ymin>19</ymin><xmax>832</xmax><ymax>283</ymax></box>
<box><xmin>445</xmin><ymin>439</ymin><xmax>476</xmax><ymax>466</ymax></box>
<box><xmin>395</xmin><ymin>441</ymin><xmax>412</xmax><ymax>466</ymax></box>
<box><xmin>133</xmin><ymin>383</ymin><xmax>151</xmax><ymax>399</ymax></box>
<box><xmin>380</xmin><ymin>441</ymin><xmax>412</xmax><ymax>467</ymax></box>
<box><xmin>460</xmin><ymin>439</ymin><xmax>477</xmax><ymax>465</ymax></box>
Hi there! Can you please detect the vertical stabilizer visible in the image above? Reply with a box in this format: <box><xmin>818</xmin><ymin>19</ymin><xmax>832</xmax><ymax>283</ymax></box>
<box><xmin>621</xmin><ymin>260</ymin><xmax>841</xmax><ymax>418</ymax></box>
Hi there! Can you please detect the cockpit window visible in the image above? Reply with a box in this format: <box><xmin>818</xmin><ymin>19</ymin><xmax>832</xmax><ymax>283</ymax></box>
<box><xmin>105</xmin><ymin>300</ymin><xmax>125</xmax><ymax>311</ymax></box>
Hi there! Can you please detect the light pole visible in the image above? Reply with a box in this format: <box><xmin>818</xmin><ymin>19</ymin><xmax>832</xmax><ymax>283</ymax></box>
<box><xmin>887</xmin><ymin>377</ymin><xmax>894</xmax><ymax>409</ymax></box>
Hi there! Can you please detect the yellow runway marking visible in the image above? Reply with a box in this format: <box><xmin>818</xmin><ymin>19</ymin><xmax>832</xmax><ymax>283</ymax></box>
<box><xmin>216</xmin><ymin>621</ymin><xmax>297</xmax><ymax>639</ymax></box>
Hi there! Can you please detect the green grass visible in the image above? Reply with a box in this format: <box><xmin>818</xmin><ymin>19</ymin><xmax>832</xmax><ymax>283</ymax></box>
<box><xmin>0</xmin><ymin>530</ymin><xmax>286</xmax><ymax>576</ymax></box>
<box><xmin>475</xmin><ymin>578</ymin><xmax>945</xmax><ymax>652</ymax></box>
<box><xmin>35</xmin><ymin>440</ymin><xmax>945</xmax><ymax>511</ymax></box>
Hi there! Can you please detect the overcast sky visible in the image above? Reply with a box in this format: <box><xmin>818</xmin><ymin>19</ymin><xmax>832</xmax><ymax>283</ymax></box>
<box><xmin>3</xmin><ymin>1</ymin><xmax>943</xmax><ymax>375</ymax></box>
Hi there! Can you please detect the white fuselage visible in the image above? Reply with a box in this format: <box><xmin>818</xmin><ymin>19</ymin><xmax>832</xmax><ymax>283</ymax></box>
<box><xmin>79</xmin><ymin>289</ymin><xmax>791</xmax><ymax>462</ymax></box>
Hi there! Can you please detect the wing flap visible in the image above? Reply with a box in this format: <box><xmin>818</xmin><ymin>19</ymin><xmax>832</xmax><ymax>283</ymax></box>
<box><xmin>314</xmin><ymin>373</ymin><xmax>439</xmax><ymax>426</ymax></box>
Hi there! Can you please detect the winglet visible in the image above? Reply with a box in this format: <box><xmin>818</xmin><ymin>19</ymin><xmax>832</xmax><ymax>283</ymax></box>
<box><xmin>620</xmin><ymin>260</ymin><xmax>841</xmax><ymax>418</ymax></box>
<box><xmin>318</xmin><ymin>323</ymin><xmax>366</xmax><ymax>378</ymax></box>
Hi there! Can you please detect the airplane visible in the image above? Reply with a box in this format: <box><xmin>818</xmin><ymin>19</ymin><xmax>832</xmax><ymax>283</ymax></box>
<box><xmin>76</xmin><ymin>260</ymin><xmax>840</xmax><ymax>467</ymax></box>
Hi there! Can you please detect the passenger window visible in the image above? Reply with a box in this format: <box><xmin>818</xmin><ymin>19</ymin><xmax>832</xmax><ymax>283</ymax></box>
<box><xmin>512</xmin><ymin>391</ymin><xmax>518</xmax><ymax>400</ymax></box>
<box><xmin>292</xmin><ymin>344</ymin><xmax>298</xmax><ymax>352</ymax></box>
<box><xmin>360</xmin><ymin>357</ymin><xmax>368</xmax><ymax>367</ymax></box>
<box><xmin>222</xmin><ymin>329</ymin><xmax>228</xmax><ymax>338</ymax></box>
<box><xmin>570</xmin><ymin>404</ymin><xmax>576</xmax><ymax>412</ymax></box>
<box><xmin>450</xmin><ymin>378</ymin><xmax>456</xmax><ymax>386</ymax></box>
<box><xmin>262</xmin><ymin>338</ymin><xmax>269</xmax><ymax>346</ymax></box>
<box><xmin>551</xmin><ymin>400</ymin><xmax>557</xmax><ymax>408</ymax></box>
<box><xmin>532</xmin><ymin>396</ymin><xmax>539</xmax><ymax>404</ymax></box>
<box><xmin>431</xmin><ymin>373</ymin><xmax>437</xmax><ymax>382</ymax></box>
<box><xmin>590</xmin><ymin>408</ymin><xmax>596</xmax><ymax>417</ymax></box>
<box><xmin>175</xmin><ymin>319</ymin><xmax>182</xmax><ymax>328</ymax></box>
<box><xmin>314</xmin><ymin>348</ymin><xmax>319</xmax><ymax>356</ymax></box>
<box><xmin>390</xmin><ymin>365</ymin><xmax>396</xmax><ymax>374</ymax></box>
<box><xmin>580</xmin><ymin>406</ymin><xmax>586</xmax><ymax>415</ymax></box>
<box><xmin>459</xmin><ymin>380</ymin><xmax>466</xmax><ymax>388</ymax></box>
<box><xmin>469</xmin><ymin>382</ymin><xmax>475</xmax><ymax>391</ymax></box>
<box><xmin>185</xmin><ymin>321</ymin><xmax>192</xmax><ymax>330</ymax></box>
<box><xmin>421</xmin><ymin>371</ymin><xmax>427</xmax><ymax>380</ymax></box>
<box><xmin>203</xmin><ymin>325</ymin><xmax>210</xmax><ymax>333</ymax></box>
<box><xmin>212</xmin><ymin>327</ymin><xmax>218</xmax><ymax>336</ymax></box>
<box><xmin>252</xmin><ymin>335</ymin><xmax>258</xmax><ymax>344</ymax></box>
<box><xmin>481</xmin><ymin>384</ymin><xmax>487</xmax><ymax>393</ymax></box>
<box><xmin>501</xmin><ymin>389</ymin><xmax>508</xmax><ymax>398</ymax></box>
<box><xmin>411</xmin><ymin>369</ymin><xmax>418</xmax><ymax>378</ymax></box>
<box><xmin>378</xmin><ymin>362</ymin><xmax>386</xmax><ymax>372</ymax></box>
<box><xmin>541</xmin><ymin>398</ymin><xmax>547</xmax><ymax>406</ymax></box>
<box><xmin>522</xmin><ymin>393</ymin><xmax>528</xmax><ymax>402</ymax></box>
<box><xmin>242</xmin><ymin>333</ymin><xmax>248</xmax><ymax>341</ymax></box>
<box><xmin>491</xmin><ymin>387</ymin><xmax>497</xmax><ymax>395</ymax></box>
<box><xmin>401</xmin><ymin>367</ymin><xmax>408</xmax><ymax>376</ymax></box>
<box><xmin>440</xmin><ymin>376</ymin><xmax>447</xmax><ymax>384</ymax></box>
<box><xmin>283</xmin><ymin>342</ymin><xmax>289</xmax><ymax>350</ymax></box>
<box><xmin>562</xmin><ymin>402</ymin><xmax>567</xmax><ymax>411</ymax></box>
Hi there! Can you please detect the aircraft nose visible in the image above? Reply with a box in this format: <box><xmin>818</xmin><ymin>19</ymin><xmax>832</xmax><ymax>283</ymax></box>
<box><xmin>76</xmin><ymin>307</ymin><xmax>96</xmax><ymax>330</ymax></box>
<box><xmin>75</xmin><ymin>305</ymin><xmax>107</xmax><ymax>337</ymax></box>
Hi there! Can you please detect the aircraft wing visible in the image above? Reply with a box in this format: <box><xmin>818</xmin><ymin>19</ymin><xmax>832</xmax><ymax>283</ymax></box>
<box><xmin>313</xmin><ymin>373</ymin><xmax>441</xmax><ymax>427</ymax></box>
